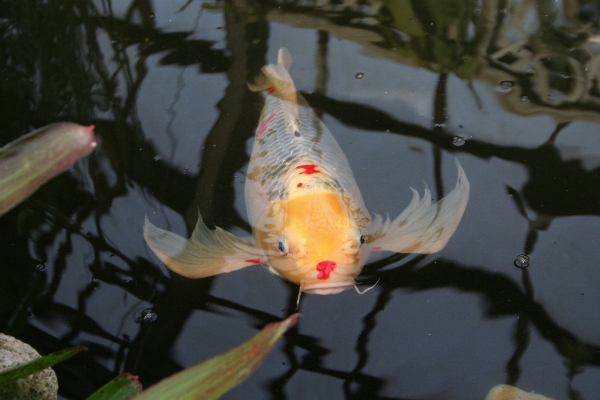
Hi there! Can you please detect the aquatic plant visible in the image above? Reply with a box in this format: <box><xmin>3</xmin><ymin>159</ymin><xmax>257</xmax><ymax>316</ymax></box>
<box><xmin>0</xmin><ymin>122</ymin><xmax>297</xmax><ymax>398</ymax></box>
<box><xmin>0</xmin><ymin>122</ymin><xmax>97</xmax><ymax>217</ymax></box>
<box><xmin>1</xmin><ymin>314</ymin><xmax>298</xmax><ymax>399</ymax></box>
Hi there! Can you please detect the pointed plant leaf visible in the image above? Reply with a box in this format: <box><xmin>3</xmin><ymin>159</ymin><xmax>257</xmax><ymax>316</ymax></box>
<box><xmin>0</xmin><ymin>346</ymin><xmax>86</xmax><ymax>387</ymax></box>
<box><xmin>0</xmin><ymin>122</ymin><xmax>97</xmax><ymax>216</ymax></box>
<box><xmin>136</xmin><ymin>313</ymin><xmax>300</xmax><ymax>400</ymax></box>
<box><xmin>86</xmin><ymin>373</ymin><xmax>142</xmax><ymax>400</ymax></box>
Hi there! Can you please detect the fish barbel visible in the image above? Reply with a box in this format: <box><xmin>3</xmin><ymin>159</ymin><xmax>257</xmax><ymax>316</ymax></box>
<box><xmin>144</xmin><ymin>48</ymin><xmax>470</xmax><ymax>299</ymax></box>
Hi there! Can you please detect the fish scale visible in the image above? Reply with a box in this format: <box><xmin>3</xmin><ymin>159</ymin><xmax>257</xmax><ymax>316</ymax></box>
<box><xmin>245</xmin><ymin>88</ymin><xmax>367</xmax><ymax>228</ymax></box>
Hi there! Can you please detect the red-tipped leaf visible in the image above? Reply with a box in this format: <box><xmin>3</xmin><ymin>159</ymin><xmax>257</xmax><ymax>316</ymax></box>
<box><xmin>136</xmin><ymin>313</ymin><xmax>299</xmax><ymax>400</ymax></box>
<box><xmin>86</xmin><ymin>373</ymin><xmax>142</xmax><ymax>400</ymax></box>
<box><xmin>0</xmin><ymin>122</ymin><xmax>97</xmax><ymax>216</ymax></box>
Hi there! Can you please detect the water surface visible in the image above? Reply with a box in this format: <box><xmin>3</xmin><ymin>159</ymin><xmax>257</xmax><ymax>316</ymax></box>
<box><xmin>1</xmin><ymin>1</ymin><xmax>600</xmax><ymax>399</ymax></box>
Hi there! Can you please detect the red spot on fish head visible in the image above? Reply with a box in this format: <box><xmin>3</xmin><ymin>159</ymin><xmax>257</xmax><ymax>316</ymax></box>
<box><xmin>373</xmin><ymin>246</ymin><xmax>381</xmax><ymax>251</ymax></box>
<box><xmin>256</xmin><ymin>113</ymin><xmax>276</xmax><ymax>139</ymax></box>
<box><xmin>267</xmin><ymin>86</ymin><xmax>276</xmax><ymax>95</ymax></box>
<box><xmin>245</xmin><ymin>258</ymin><xmax>261</xmax><ymax>265</ymax></box>
<box><xmin>296</xmin><ymin>164</ymin><xmax>320</xmax><ymax>175</ymax></box>
<box><xmin>316</xmin><ymin>260</ymin><xmax>336</xmax><ymax>280</ymax></box>
<box><xmin>297</xmin><ymin>182</ymin><xmax>303</xmax><ymax>187</ymax></box>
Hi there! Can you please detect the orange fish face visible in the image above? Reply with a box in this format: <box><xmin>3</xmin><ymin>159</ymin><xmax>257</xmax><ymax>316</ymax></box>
<box><xmin>255</xmin><ymin>189</ymin><xmax>369</xmax><ymax>294</ymax></box>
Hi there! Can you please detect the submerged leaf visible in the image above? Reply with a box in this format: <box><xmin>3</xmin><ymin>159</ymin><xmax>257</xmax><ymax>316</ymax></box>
<box><xmin>0</xmin><ymin>122</ymin><xmax>97</xmax><ymax>216</ymax></box>
<box><xmin>0</xmin><ymin>346</ymin><xmax>86</xmax><ymax>387</ymax></box>
<box><xmin>136</xmin><ymin>313</ymin><xmax>300</xmax><ymax>400</ymax></box>
<box><xmin>86</xmin><ymin>373</ymin><xmax>142</xmax><ymax>400</ymax></box>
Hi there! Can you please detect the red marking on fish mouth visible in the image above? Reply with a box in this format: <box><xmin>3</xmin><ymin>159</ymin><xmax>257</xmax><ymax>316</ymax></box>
<box><xmin>256</xmin><ymin>113</ymin><xmax>276</xmax><ymax>139</ymax></box>
<box><xmin>267</xmin><ymin>86</ymin><xmax>276</xmax><ymax>95</ymax></box>
<box><xmin>296</xmin><ymin>164</ymin><xmax>320</xmax><ymax>175</ymax></box>
<box><xmin>373</xmin><ymin>246</ymin><xmax>381</xmax><ymax>251</ymax></box>
<box><xmin>245</xmin><ymin>258</ymin><xmax>261</xmax><ymax>264</ymax></box>
<box><xmin>297</xmin><ymin>182</ymin><xmax>303</xmax><ymax>187</ymax></box>
<box><xmin>316</xmin><ymin>260</ymin><xmax>336</xmax><ymax>280</ymax></box>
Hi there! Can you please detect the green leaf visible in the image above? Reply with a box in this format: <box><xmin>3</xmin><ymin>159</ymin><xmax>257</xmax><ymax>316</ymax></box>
<box><xmin>0</xmin><ymin>122</ymin><xmax>97</xmax><ymax>216</ymax></box>
<box><xmin>0</xmin><ymin>346</ymin><xmax>86</xmax><ymax>387</ymax></box>
<box><xmin>454</xmin><ymin>54</ymin><xmax>481</xmax><ymax>80</ymax></box>
<box><xmin>382</xmin><ymin>0</ymin><xmax>424</xmax><ymax>37</ymax></box>
<box><xmin>135</xmin><ymin>313</ymin><xmax>300</xmax><ymax>400</ymax></box>
<box><xmin>86</xmin><ymin>373</ymin><xmax>142</xmax><ymax>400</ymax></box>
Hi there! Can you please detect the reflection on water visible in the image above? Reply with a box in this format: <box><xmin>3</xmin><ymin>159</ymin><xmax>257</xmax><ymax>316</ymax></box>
<box><xmin>1</xmin><ymin>1</ymin><xmax>600</xmax><ymax>399</ymax></box>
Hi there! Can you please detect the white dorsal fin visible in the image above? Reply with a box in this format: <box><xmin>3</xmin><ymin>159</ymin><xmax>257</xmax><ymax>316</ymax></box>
<box><xmin>144</xmin><ymin>214</ymin><xmax>263</xmax><ymax>278</ymax></box>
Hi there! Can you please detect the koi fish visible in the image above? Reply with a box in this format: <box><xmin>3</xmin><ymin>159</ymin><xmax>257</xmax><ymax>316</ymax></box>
<box><xmin>144</xmin><ymin>48</ymin><xmax>469</xmax><ymax>300</ymax></box>
<box><xmin>484</xmin><ymin>385</ymin><xmax>554</xmax><ymax>400</ymax></box>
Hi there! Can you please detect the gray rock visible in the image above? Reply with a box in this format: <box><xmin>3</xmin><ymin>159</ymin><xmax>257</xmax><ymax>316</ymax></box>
<box><xmin>0</xmin><ymin>333</ymin><xmax>58</xmax><ymax>400</ymax></box>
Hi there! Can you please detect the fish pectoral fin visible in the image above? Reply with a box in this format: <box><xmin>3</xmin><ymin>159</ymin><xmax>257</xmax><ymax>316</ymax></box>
<box><xmin>144</xmin><ymin>215</ymin><xmax>263</xmax><ymax>279</ymax></box>
<box><xmin>370</xmin><ymin>160</ymin><xmax>470</xmax><ymax>254</ymax></box>
<box><xmin>248</xmin><ymin>73</ymin><xmax>270</xmax><ymax>92</ymax></box>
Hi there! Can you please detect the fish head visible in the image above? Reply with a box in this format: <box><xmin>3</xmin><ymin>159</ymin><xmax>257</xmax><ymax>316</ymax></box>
<box><xmin>256</xmin><ymin>190</ymin><xmax>370</xmax><ymax>294</ymax></box>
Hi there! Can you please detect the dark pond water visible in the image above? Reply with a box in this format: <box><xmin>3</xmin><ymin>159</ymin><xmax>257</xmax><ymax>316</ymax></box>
<box><xmin>2</xmin><ymin>1</ymin><xmax>600</xmax><ymax>399</ymax></box>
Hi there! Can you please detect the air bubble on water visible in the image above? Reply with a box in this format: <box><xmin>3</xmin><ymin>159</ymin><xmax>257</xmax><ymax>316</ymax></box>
<box><xmin>149</xmin><ymin>14</ymin><xmax>156</xmax><ymax>19</ymax></box>
<box><xmin>142</xmin><ymin>312</ymin><xmax>157</xmax><ymax>323</ymax></box>
<box><xmin>34</xmin><ymin>263</ymin><xmax>46</xmax><ymax>271</ymax></box>
<box><xmin>521</xmin><ymin>95</ymin><xmax>529</xmax><ymax>102</ymax></box>
<box><xmin>496</xmin><ymin>81</ymin><xmax>514</xmax><ymax>93</ymax></box>
<box><xmin>452</xmin><ymin>136</ymin><xmax>465</xmax><ymax>146</ymax></box>
<box><xmin>355</xmin><ymin>72</ymin><xmax>364</xmax><ymax>79</ymax></box>
<box><xmin>153</xmin><ymin>156</ymin><xmax>162</xmax><ymax>161</ymax></box>
<box><xmin>136</xmin><ymin>308</ymin><xmax>157</xmax><ymax>323</ymax></box>
<box><xmin>514</xmin><ymin>254</ymin><xmax>530</xmax><ymax>268</ymax></box>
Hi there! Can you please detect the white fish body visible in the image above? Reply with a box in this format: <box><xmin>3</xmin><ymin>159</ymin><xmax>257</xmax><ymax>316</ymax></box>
<box><xmin>144</xmin><ymin>48</ymin><xmax>470</xmax><ymax>297</ymax></box>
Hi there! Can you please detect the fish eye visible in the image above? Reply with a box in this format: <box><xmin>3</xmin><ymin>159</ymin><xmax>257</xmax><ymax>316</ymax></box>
<box><xmin>360</xmin><ymin>234</ymin><xmax>365</xmax><ymax>245</ymax></box>
<box><xmin>277</xmin><ymin>238</ymin><xmax>289</xmax><ymax>255</ymax></box>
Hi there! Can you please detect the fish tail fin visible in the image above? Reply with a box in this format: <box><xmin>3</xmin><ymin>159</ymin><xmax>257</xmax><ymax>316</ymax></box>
<box><xmin>144</xmin><ymin>214</ymin><xmax>263</xmax><ymax>279</ymax></box>
<box><xmin>248</xmin><ymin>48</ymin><xmax>298</xmax><ymax>113</ymax></box>
<box><xmin>277</xmin><ymin>48</ymin><xmax>292</xmax><ymax>70</ymax></box>
<box><xmin>369</xmin><ymin>159</ymin><xmax>470</xmax><ymax>254</ymax></box>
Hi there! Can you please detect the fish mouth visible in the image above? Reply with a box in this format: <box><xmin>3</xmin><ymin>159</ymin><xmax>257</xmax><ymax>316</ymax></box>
<box><xmin>302</xmin><ymin>282</ymin><xmax>354</xmax><ymax>295</ymax></box>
